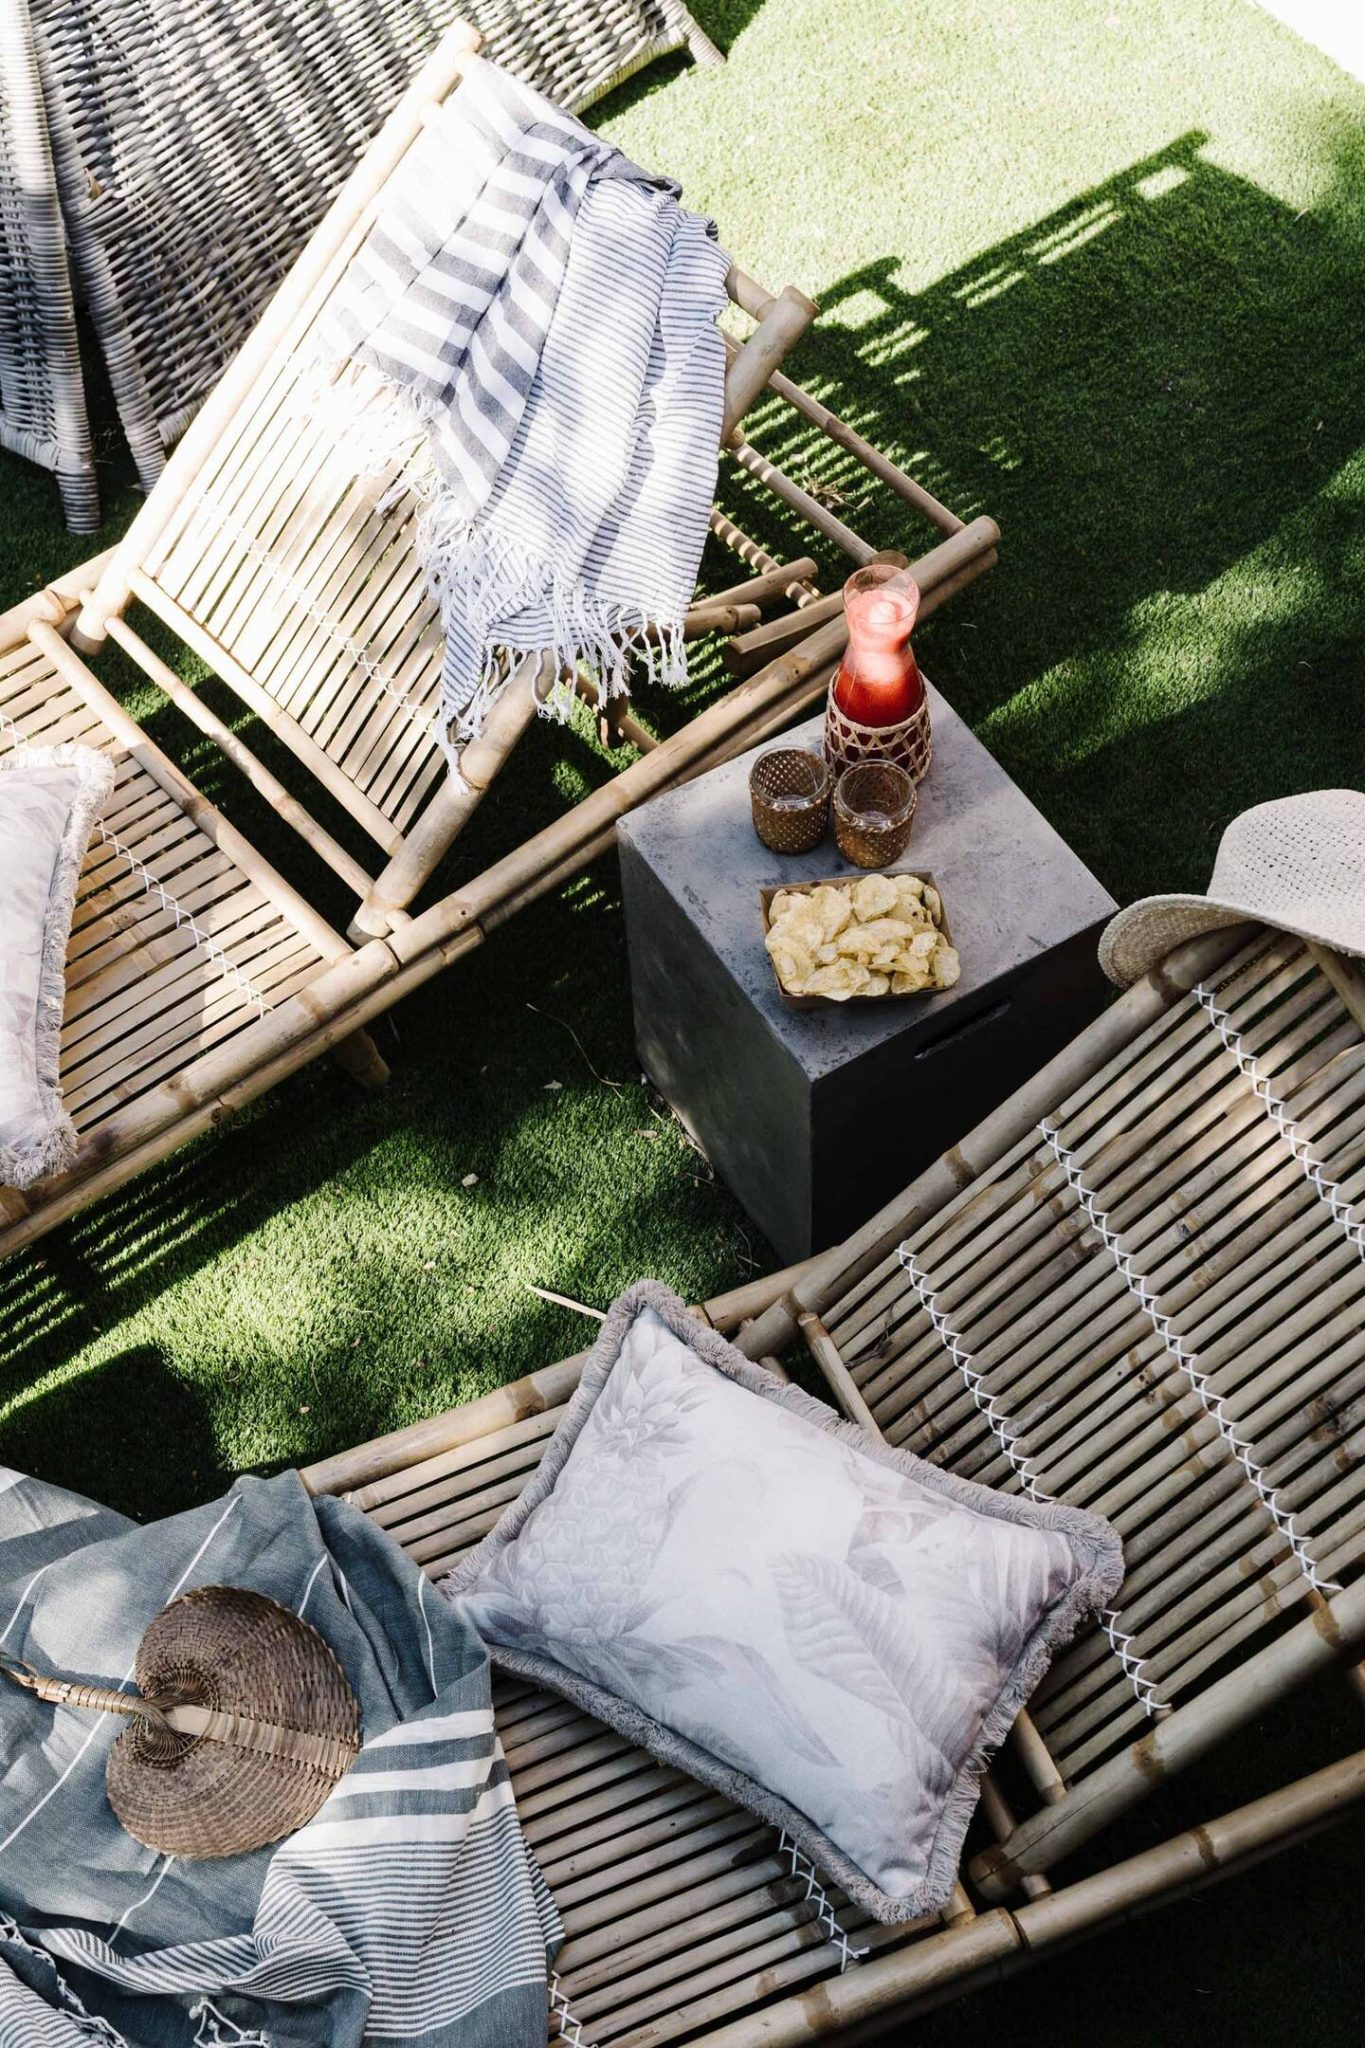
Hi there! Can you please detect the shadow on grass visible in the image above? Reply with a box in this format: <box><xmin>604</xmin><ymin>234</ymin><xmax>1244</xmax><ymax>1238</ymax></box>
<box><xmin>4</xmin><ymin>128</ymin><xmax>1365</xmax><ymax>1503</ymax></box>
<box><xmin>725</xmin><ymin>129</ymin><xmax>1365</xmax><ymax>887</ymax></box>
<box><xmin>0</xmin><ymin>1343</ymin><xmax>227</xmax><ymax>1519</ymax></box>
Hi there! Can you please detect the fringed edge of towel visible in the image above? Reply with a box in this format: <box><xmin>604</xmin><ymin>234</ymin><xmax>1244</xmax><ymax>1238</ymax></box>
<box><xmin>297</xmin><ymin>362</ymin><xmax>691</xmax><ymax>764</ymax></box>
<box><xmin>417</xmin><ymin>496</ymin><xmax>689</xmax><ymax>759</ymax></box>
<box><xmin>0</xmin><ymin>1915</ymin><xmax>131</xmax><ymax>2045</ymax></box>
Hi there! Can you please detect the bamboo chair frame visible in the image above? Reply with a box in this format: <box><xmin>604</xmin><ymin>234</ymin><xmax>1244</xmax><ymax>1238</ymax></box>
<box><xmin>299</xmin><ymin>931</ymin><xmax>1365</xmax><ymax>2041</ymax></box>
<box><xmin>63</xmin><ymin>17</ymin><xmax>995</xmax><ymax>948</ymax></box>
<box><xmin>6</xmin><ymin>0</ymin><xmax>720</xmax><ymax>529</ymax></box>
<box><xmin>0</xmin><ymin>23</ymin><xmax>996</xmax><ymax>1255</ymax></box>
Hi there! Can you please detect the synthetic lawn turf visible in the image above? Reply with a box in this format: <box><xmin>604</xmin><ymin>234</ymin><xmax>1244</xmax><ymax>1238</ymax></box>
<box><xmin>2</xmin><ymin>0</ymin><xmax>1364</xmax><ymax>2035</ymax></box>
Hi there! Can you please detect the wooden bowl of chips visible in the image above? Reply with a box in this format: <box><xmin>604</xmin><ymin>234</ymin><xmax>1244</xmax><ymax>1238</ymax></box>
<box><xmin>760</xmin><ymin>870</ymin><xmax>959</xmax><ymax>1008</ymax></box>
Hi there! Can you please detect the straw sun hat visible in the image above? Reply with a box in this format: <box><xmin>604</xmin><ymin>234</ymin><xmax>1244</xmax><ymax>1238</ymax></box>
<box><xmin>1099</xmin><ymin>790</ymin><xmax>1365</xmax><ymax>989</ymax></box>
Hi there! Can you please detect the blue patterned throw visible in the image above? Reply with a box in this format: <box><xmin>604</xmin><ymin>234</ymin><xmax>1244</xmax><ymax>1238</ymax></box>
<box><xmin>0</xmin><ymin>1467</ymin><xmax>558</xmax><ymax>2047</ymax></box>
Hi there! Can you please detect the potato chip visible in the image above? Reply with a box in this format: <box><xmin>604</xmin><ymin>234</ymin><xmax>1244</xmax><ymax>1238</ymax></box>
<box><xmin>851</xmin><ymin>874</ymin><xmax>899</xmax><ymax>922</ymax></box>
<box><xmin>807</xmin><ymin>885</ymin><xmax>854</xmax><ymax>943</ymax></box>
<box><xmin>766</xmin><ymin>871</ymin><xmax>957</xmax><ymax>1001</ymax></box>
<box><xmin>931</xmin><ymin>940</ymin><xmax>961</xmax><ymax>988</ymax></box>
<box><xmin>836</xmin><ymin>917</ymin><xmax>910</xmax><ymax>959</ymax></box>
<box><xmin>805</xmin><ymin>961</ymin><xmax>869</xmax><ymax>1000</ymax></box>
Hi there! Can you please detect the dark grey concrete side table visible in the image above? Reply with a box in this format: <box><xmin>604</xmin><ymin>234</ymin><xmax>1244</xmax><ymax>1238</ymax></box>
<box><xmin>618</xmin><ymin>686</ymin><xmax>1118</xmax><ymax>1262</ymax></box>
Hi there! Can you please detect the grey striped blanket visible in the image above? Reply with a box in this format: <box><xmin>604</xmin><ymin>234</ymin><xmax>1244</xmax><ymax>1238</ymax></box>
<box><xmin>320</xmin><ymin>53</ymin><xmax>730</xmax><ymax>753</ymax></box>
<box><xmin>0</xmin><ymin>1467</ymin><xmax>558</xmax><ymax>2047</ymax></box>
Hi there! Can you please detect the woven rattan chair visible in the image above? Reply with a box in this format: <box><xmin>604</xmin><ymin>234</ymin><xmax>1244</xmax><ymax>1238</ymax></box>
<box><xmin>298</xmin><ymin>923</ymin><xmax>1365</xmax><ymax>2043</ymax></box>
<box><xmin>0</xmin><ymin>5</ymin><xmax>96</xmax><ymax>530</ymax></box>
<box><xmin>0</xmin><ymin>21</ymin><xmax>996</xmax><ymax>1258</ymax></box>
<box><xmin>5</xmin><ymin>0</ymin><xmax>719</xmax><ymax>529</ymax></box>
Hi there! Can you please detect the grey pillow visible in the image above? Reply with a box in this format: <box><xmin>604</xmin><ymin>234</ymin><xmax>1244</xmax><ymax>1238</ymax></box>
<box><xmin>0</xmin><ymin>744</ymin><xmax>113</xmax><ymax>1190</ymax></box>
<box><xmin>448</xmin><ymin>1280</ymin><xmax>1122</xmax><ymax>1923</ymax></box>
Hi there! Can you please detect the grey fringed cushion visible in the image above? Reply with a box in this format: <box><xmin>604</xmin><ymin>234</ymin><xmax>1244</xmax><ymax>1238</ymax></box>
<box><xmin>448</xmin><ymin>1280</ymin><xmax>1123</xmax><ymax>1923</ymax></box>
<box><xmin>0</xmin><ymin>745</ymin><xmax>112</xmax><ymax>1189</ymax></box>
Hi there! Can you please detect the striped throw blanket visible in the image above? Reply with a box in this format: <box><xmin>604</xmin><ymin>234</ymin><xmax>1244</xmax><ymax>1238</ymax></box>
<box><xmin>0</xmin><ymin>1468</ymin><xmax>558</xmax><ymax>2047</ymax></box>
<box><xmin>320</xmin><ymin>53</ymin><xmax>731</xmax><ymax>754</ymax></box>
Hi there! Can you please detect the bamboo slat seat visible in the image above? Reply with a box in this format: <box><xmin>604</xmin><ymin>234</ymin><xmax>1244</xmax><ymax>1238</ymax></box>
<box><xmin>0</xmin><ymin>617</ymin><xmax>344</xmax><ymax>1249</ymax></box>
<box><xmin>5</xmin><ymin>0</ymin><xmax>719</xmax><ymax>528</ymax></box>
<box><xmin>299</xmin><ymin>929</ymin><xmax>1365</xmax><ymax>2041</ymax></box>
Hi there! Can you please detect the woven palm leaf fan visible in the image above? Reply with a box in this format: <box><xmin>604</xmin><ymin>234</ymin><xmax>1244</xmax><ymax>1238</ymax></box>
<box><xmin>1</xmin><ymin>1585</ymin><xmax>362</xmax><ymax>1857</ymax></box>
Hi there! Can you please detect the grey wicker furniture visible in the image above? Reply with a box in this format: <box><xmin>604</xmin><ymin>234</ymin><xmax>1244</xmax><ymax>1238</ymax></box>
<box><xmin>0</xmin><ymin>5</ymin><xmax>96</xmax><ymax>528</ymax></box>
<box><xmin>0</xmin><ymin>21</ymin><xmax>998</xmax><ymax>1258</ymax></box>
<box><xmin>300</xmin><ymin>923</ymin><xmax>1365</xmax><ymax>2044</ymax></box>
<box><xmin>3</xmin><ymin>0</ymin><xmax>720</xmax><ymax>530</ymax></box>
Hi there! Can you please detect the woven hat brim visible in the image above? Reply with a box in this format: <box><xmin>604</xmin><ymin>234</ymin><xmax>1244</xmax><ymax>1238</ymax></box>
<box><xmin>1098</xmin><ymin>896</ymin><xmax>1263</xmax><ymax>988</ymax></box>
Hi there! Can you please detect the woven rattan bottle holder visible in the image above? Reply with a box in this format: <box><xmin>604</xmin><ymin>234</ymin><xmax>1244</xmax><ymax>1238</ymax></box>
<box><xmin>823</xmin><ymin>678</ymin><xmax>933</xmax><ymax>782</ymax></box>
<box><xmin>0</xmin><ymin>1585</ymin><xmax>362</xmax><ymax>1858</ymax></box>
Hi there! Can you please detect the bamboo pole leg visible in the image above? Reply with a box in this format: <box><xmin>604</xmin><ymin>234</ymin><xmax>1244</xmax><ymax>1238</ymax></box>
<box><xmin>333</xmin><ymin>1027</ymin><xmax>390</xmax><ymax>1090</ymax></box>
<box><xmin>349</xmin><ymin>653</ymin><xmax>549</xmax><ymax>940</ymax></box>
<box><xmin>720</xmin><ymin>284</ymin><xmax>820</xmax><ymax>442</ymax></box>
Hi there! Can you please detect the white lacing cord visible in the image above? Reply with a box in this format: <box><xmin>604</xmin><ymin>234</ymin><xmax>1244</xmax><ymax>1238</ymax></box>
<box><xmin>92</xmin><ymin>820</ymin><xmax>270</xmax><ymax>1019</ymax></box>
<box><xmin>898</xmin><ymin>1245</ymin><xmax>1165</xmax><ymax>1714</ymax></box>
<box><xmin>548</xmin><ymin>1970</ymin><xmax>594</xmax><ymax>2047</ymax></box>
<box><xmin>1</xmin><ymin>706</ymin><xmax>270</xmax><ymax>1021</ymax></box>
<box><xmin>775</xmin><ymin>1832</ymin><xmax>867</xmax><ymax>1971</ymax></box>
<box><xmin>189</xmin><ymin>2002</ymin><xmax>270</xmax><ymax>2048</ymax></box>
<box><xmin>190</xmin><ymin>493</ymin><xmax>444</xmax><ymax>751</ymax></box>
<box><xmin>1195</xmin><ymin>980</ymin><xmax>1365</xmax><ymax>1261</ymax></box>
<box><xmin>1039</xmin><ymin>1118</ymin><xmax>1338</xmax><ymax>1596</ymax></box>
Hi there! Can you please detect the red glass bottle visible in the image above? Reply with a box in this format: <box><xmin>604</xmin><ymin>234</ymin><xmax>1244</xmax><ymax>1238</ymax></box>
<box><xmin>832</xmin><ymin>564</ymin><xmax>923</xmax><ymax>727</ymax></box>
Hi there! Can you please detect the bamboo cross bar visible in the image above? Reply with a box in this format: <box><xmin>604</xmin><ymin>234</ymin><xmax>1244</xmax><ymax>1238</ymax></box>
<box><xmin>727</xmin><ymin>434</ymin><xmax>876</xmax><ymax>562</ymax></box>
<box><xmin>723</xmin><ymin>518</ymin><xmax>997</xmax><ymax>674</ymax></box>
<box><xmin>102</xmin><ymin>610</ymin><xmax>378</xmax><ymax>902</ymax></box>
<box><xmin>720</xmin><ymin>284</ymin><xmax>820</xmax><ymax>441</ymax></box>
<box><xmin>970</xmin><ymin>1574</ymin><xmax>1365</xmax><ymax>1898</ymax></box>
<box><xmin>700</xmin><ymin>558</ymin><xmax>821</xmax><ymax>613</ymax></box>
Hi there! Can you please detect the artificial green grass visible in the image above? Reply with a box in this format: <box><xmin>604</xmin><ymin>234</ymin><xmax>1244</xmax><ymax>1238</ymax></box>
<box><xmin>2</xmin><ymin>0</ymin><xmax>1364</xmax><ymax>2033</ymax></box>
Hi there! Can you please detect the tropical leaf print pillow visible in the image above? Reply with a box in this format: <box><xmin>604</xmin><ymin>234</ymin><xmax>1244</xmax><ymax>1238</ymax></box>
<box><xmin>447</xmin><ymin>1280</ymin><xmax>1123</xmax><ymax>1923</ymax></box>
<box><xmin>0</xmin><ymin>745</ymin><xmax>113</xmax><ymax>1190</ymax></box>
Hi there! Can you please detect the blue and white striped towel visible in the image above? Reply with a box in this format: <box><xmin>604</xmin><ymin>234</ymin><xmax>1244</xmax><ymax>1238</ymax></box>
<box><xmin>0</xmin><ymin>1468</ymin><xmax>558</xmax><ymax>2047</ymax></box>
<box><xmin>320</xmin><ymin>53</ymin><xmax>731</xmax><ymax>753</ymax></box>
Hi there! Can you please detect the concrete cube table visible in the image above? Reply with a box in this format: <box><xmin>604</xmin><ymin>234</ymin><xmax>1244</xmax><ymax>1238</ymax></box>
<box><xmin>617</xmin><ymin>685</ymin><xmax>1118</xmax><ymax>1262</ymax></box>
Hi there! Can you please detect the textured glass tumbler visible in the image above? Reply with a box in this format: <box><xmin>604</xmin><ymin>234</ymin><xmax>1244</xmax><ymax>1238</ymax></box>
<box><xmin>750</xmin><ymin>747</ymin><xmax>832</xmax><ymax>855</ymax></box>
<box><xmin>833</xmin><ymin>761</ymin><xmax>917</xmax><ymax>868</ymax></box>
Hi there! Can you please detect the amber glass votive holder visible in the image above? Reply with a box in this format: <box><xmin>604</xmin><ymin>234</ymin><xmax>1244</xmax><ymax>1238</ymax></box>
<box><xmin>833</xmin><ymin>761</ymin><xmax>917</xmax><ymax>869</ymax></box>
<box><xmin>749</xmin><ymin>747</ymin><xmax>832</xmax><ymax>855</ymax></box>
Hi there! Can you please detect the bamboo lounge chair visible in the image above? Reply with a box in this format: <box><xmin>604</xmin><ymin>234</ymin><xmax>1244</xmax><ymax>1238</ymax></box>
<box><xmin>6</xmin><ymin>0</ymin><xmax>722</xmax><ymax>530</ymax></box>
<box><xmin>0</xmin><ymin>19</ymin><xmax>998</xmax><ymax>1257</ymax></box>
<box><xmin>300</xmin><ymin>921</ymin><xmax>1365</xmax><ymax>2043</ymax></box>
